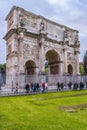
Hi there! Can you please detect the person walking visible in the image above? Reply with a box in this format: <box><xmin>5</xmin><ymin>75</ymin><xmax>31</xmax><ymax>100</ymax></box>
<box><xmin>42</xmin><ymin>82</ymin><xmax>45</xmax><ymax>93</ymax></box>
<box><xmin>25</xmin><ymin>83</ymin><xmax>30</xmax><ymax>93</ymax></box>
<box><xmin>57</xmin><ymin>82</ymin><xmax>60</xmax><ymax>91</ymax></box>
<box><xmin>14</xmin><ymin>82</ymin><xmax>18</xmax><ymax>93</ymax></box>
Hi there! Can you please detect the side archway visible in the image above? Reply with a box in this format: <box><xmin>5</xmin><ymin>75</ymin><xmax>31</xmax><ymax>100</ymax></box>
<box><xmin>68</xmin><ymin>64</ymin><xmax>73</xmax><ymax>75</ymax></box>
<box><xmin>45</xmin><ymin>49</ymin><xmax>61</xmax><ymax>74</ymax></box>
<box><xmin>25</xmin><ymin>60</ymin><xmax>36</xmax><ymax>75</ymax></box>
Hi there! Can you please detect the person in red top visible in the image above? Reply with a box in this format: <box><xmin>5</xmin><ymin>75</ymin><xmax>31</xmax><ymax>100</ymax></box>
<box><xmin>42</xmin><ymin>82</ymin><xmax>45</xmax><ymax>93</ymax></box>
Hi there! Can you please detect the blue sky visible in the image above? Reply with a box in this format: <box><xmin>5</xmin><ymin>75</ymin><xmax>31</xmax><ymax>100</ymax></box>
<box><xmin>0</xmin><ymin>0</ymin><xmax>87</xmax><ymax>63</ymax></box>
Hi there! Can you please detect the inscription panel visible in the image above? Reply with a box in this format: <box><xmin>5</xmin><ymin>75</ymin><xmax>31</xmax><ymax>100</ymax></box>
<box><xmin>47</xmin><ymin>23</ymin><xmax>63</xmax><ymax>41</ymax></box>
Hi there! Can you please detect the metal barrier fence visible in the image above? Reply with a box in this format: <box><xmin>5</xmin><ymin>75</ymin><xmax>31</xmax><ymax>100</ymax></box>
<box><xmin>0</xmin><ymin>74</ymin><xmax>87</xmax><ymax>94</ymax></box>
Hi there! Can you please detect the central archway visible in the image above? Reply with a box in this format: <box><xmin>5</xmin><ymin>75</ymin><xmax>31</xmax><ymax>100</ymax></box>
<box><xmin>25</xmin><ymin>60</ymin><xmax>36</xmax><ymax>75</ymax></box>
<box><xmin>45</xmin><ymin>50</ymin><xmax>60</xmax><ymax>74</ymax></box>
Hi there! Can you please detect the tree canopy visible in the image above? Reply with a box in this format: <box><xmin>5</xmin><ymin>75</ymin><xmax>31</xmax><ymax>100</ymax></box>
<box><xmin>83</xmin><ymin>50</ymin><xmax>87</xmax><ymax>73</ymax></box>
<box><xmin>0</xmin><ymin>63</ymin><xmax>6</xmax><ymax>73</ymax></box>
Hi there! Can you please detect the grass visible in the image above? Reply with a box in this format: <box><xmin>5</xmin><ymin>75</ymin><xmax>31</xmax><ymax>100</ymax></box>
<box><xmin>0</xmin><ymin>90</ymin><xmax>87</xmax><ymax>130</ymax></box>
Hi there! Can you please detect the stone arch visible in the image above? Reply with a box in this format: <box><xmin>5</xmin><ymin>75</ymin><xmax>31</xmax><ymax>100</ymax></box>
<box><xmin>45</xmin><ymin>49</ymin><xmax>61</xmax><ymax>74</ymax></box>
<box><xmin>25</xmin><ymin>60</ymin><xmax>36</xmax><ymax>75</ymax></box>
<box><xmin>68</xmin><ymin>64</ymin><xmax>73</xmax><ymax>75</ymax></box>
<box><xmin>45</xmin><ymin>48</ymin><xmax>62</xmax><ymax>61</ymax></box>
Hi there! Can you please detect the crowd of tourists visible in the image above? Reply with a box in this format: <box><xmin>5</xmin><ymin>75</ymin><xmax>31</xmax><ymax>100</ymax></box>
<box><xmin>25</xmin><ymin>82</ymin><xmax>46</xmax><ymax>93</ymax></box>
<box><xmin>57</xmin><ymin>81</ymin><xmax>87</xmax><ymax>91</ymax></box>
<box><xmin>14</xmin><ymin>80</ymin><xmax>87</xmax><ymax>94</ymax></box>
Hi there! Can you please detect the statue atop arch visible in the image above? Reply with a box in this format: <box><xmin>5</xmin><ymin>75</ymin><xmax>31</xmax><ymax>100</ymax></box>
<box><xmin>40</xmin><ymin>20</ymin><xmax>45</xmax><ymax>31</ymax></box>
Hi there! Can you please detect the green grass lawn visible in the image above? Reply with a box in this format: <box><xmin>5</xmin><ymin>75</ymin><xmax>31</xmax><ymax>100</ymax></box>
<box><xmin>1</xmin><ymin>90</ymin><xmax>87</xmax><ymax>130</ymax></box>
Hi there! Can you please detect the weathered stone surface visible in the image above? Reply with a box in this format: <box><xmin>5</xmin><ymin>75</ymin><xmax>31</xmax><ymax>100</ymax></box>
<box><xmin>4</xmin><ymin>6</ymin><xmax>80</xmax><ymax>82</ymax></box>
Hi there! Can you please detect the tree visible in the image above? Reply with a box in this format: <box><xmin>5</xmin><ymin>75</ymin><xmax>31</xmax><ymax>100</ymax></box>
<box><xmin>0</xmin><ymin>63</ymin><xmax>6</xmax><ymax>73</ymax></box>
<box><xmin>79</xmin><ymin>63</ymin><xmax>84</xmax><ymax>74</ymax></box>
<box><xmin>83</xmin><ymin>50</ymin><xmax>87</xmax><ymax>73</ymax></box>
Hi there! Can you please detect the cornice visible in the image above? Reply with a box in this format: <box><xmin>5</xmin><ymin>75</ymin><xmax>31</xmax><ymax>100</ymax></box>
<box><xmin>71</xmin><ymin>43</ymin><xmax>80</xmax><ymax>48</ymax></box>
<box><xmin>4</xmin><ymin>29</ymin><xmax>17</xmax><ymax>41</ymax></box>
<box><xmin>25</xmin><ymin>31</ymin><xmax>39</xmax><ymax>39</ymax></box>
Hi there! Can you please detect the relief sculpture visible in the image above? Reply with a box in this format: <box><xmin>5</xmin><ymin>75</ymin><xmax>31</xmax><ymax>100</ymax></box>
<box><xmin>23</xmin><ymin>44</ymin><xmax>31</xmax><ymax>58</ymax></box>
<box><xmin>67</xmin><ymin>52</ymin><xmax>75</xmax><ymax>61</ymax></box>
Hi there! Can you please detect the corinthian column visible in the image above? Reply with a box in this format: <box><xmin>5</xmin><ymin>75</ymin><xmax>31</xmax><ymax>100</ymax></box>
<box><xmin>76</xmin><ymin>53</ymin><xmax>79</xmax><ymax>74</ymax></box>
<box><xmin>63</xmin><ymin>47</ymin><xmax>68</xmax><ymax>73</ymax></box>
<box><xmin>18</xmin><ymin>28</ymin><xmax>25</xmax><ymax>74</ymax></box>
<box><xmin>75</xmin><ymin>48</ymin><xmax>80</xmax><ymax>74</ymax></box>
<box><xmin>39</xmin><ymin>35</ymin><xmax>45</xmax><ymax>73</ymax></box>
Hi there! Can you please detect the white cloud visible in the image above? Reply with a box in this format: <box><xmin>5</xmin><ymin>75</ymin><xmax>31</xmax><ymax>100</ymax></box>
<box><xmin>46</xmin><ymin>0</ymin><xmax>71</xmax><ymax>10</ymax></box>
<box><xmin>69</xmin><ymin>9</ymin><xmax>82</xmax><ymax>18</ymax></box>
<box><xmin>47</xmin><ymin>0</ymin><xmax>69</xmax><ymax>5</ymax></box>
<box><xmin>46</xmin><ymin>0</ymin><xmax>58</xmax><ymax>4</ymax></box>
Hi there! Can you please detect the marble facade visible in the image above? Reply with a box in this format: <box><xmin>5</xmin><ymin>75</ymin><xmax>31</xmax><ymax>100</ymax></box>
<box><xmin>4</xmin><ymin>6</ymin><xmax>80</xmax><ymax>83</ymax></box>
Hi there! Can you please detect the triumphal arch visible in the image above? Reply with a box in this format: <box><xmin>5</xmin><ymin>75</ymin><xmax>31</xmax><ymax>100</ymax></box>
<box><xmin>4</xmin><ymin>6</ymin><xmax>80</xmax><ymax>87</ymax></box>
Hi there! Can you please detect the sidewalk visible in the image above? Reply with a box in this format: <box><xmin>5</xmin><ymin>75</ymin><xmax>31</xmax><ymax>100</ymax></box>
<box><xmin>0</xmin><ymin>85</ymin><xmax>87</xmax><ymax>97</ymax></box>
